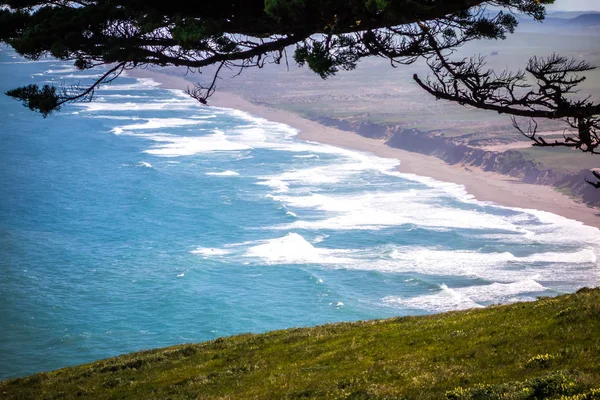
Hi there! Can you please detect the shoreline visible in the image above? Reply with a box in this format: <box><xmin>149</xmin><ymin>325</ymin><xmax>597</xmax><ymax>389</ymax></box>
<box><xmin>127</xmin><ymin>68</ymin><xmax>600</xmax><ymax>229</ymax></box>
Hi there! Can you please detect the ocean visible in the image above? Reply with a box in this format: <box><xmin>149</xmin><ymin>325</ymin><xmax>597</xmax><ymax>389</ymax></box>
<box><xmin>1</xmin><ymin>46</ymin><xmax>599</xmax><ymax>379</ymax></box>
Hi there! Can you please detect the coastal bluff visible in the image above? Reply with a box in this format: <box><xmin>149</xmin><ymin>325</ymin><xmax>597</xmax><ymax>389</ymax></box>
<box><xmin>316</xmin><ymin>116</ymin><xmax>600</xmax><ymax>208</ymax></box>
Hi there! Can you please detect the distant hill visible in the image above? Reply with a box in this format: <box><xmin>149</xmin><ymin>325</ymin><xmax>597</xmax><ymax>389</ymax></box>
<box><xmin>566</xmin><ymin>13</ymin><xmax>600</xmax><ymax>28</ymax></box>
<box><xmin>516</xmin><ymin>12</ymin><xmax>600</xmax><ymax>34</ymax></box>
<box><xmin>547</xmin><ymin>11</ymin><xmax>600</xmax><ymax>19</ymax></box>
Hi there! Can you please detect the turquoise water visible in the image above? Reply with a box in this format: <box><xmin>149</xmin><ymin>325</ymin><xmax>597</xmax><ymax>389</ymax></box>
<box><xmin>1</xmin><ymin>47</ymin><xmax>600</xmax><ymax>379</ymax></box>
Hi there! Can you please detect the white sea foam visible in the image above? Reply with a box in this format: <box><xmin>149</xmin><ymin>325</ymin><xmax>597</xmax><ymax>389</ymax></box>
<box><xmin>313</xmin><ymin>234</ymin><xmax>329</xmax><ymax>243</ymax></box>
<box><xmin>265</xmin><ymin>174</ymin><xmax>600</xmax><ymax>253</ymax></box>
<box><xmin>383</xmin><ymin>284</ymin><xmax>484</xmax><ymax>312</ymax></box>
<box><xmin>393</xmin><ymin>172</ymin><xmax>477</xmax><ymax>203</ymax></box>
<box><xmin>388</xmin><ymin>248</ymin><xmax>597</xmax><ymax>266</ymax></box>
<box><xmin>0</xmin><ymin>60</ymin><xmax>55</xmax><ymax>64</ymax></box>
<box><xmin>270</xmin><ymin>191</ymin><xmax>519</xmax><ymax>231</ymax></box>
<box><xmin>223</xmin><ymin>108</ymin><xmax>299</xmax><ymax>139</ymax></box>
<box><xmin>138</xmin><ymin>161</ymin><xmax>153</xmax><ymax>168</ymax></box>
<box><xmin>510</xmin><ymin>208</ymin><xmax>600</xmax><ymax>245</ymax></box>
<box><xmin>63</xmin><ymin>74</ymin><xmax>103</xmax><ymax>79</ymax></box>
<box><xmin>245</xmin><ymin>233</ymin><xmax>351</xmax><ymax>264</ymax></box>
<box><xmin>524</xmin><ymin>248</ymin><xmax>597</xmax><ymax>263</ymax></box>
<box><xmin>389</xmin><ymin>174</ymin><xmax>600</xmax><ymax>246</ymax></box>
<box><xmin>90</xmin><ymin>115</ymin><xmax>141</xmax><ymax>121</ymax></box>
<box><xmin>255</xmin><ymin>153</ymin><xmax>399</xmax><ymax>194</ymax></box>
<box><xmin>190</xmin><ymin>114</ymin><xmax>218</xmax><ymax>119</ymax></box>
<box><xmin>44</xmin><ymin>67</ymin><xmax>78</xmax><ymax>74</ymax></box>
<box><xmin>205</xmin><ymin>170</ymin><xmax>240</xmax><ymax>176</ymax></box>
<box><xmin>150</xmin><ymin>98</ymin><xmax>188</xmax><ymax>103</ymax></box>
<box><xmin>143</xmin><ymin>130</ymin><xmax>251</xmax><ymax>157</ymax></box>
<box><xmin>100</xmin><ymin>78</ymin><xmax>161</xmax><ymax>90</ymax></box>
<box><xmin>260</xmin><ymin>166</ymin><xmax>346</xmax><ymax>186</ymax></box>
<box><xmin>337</xmin><ymin>246</ymin><xmax>600</xmax><ymax>284</ymax></box>
<box><xmin>116</xmin><ymin>118</ymin><xmax>206</xmax><ymax>131</ymax></box>
<box><xmin>383</xmin><ymin>280</ymin><xmax>547</xmax><ymax>312</ymax></box>
<box><xmin>78</xmin><ymin>101</ymin><xmax>190</xmax><ymax>112</ymax></box>
<box><xmin>459</xmin><ymin>279</ymin><xmax>546</xmax><ymax>303</ymax></box>
<box><xmin>257</xmin><ymin>179</ymin><xmax>290</xmax><ymax>192</ymax></box>
<box><xmin>191</xmin><ymin>247</ymin><xmax>232</xmax><ymax>256</ymax></box>
<box><xmin>220</xmin><ymin>237</ymin><xmax>592</xmax><ymax>282</ymax></box>
<box><xmin>97</xmin><ymin>94</ymin><xmax>149</xmax><ymax>99</ymax></box>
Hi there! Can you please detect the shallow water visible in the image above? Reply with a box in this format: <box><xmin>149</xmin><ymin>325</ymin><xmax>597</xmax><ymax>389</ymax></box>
<box><xmin>1</xmin><ymin>47</ymin><xmax>599</xmax><ymax>379</ymax></box>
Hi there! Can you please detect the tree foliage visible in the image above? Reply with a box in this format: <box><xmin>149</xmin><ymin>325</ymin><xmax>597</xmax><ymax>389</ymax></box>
<box><xmin>1</xmin><ymin>0</ymin><xmax>599</xmax><ymax>168</ymax></box>
<box><xmin>0</xmin><ymin>1</ymin><xmax>551</xmax><ymax>103</ymax></box>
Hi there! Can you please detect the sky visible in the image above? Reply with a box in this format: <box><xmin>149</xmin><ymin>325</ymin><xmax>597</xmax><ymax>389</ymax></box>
<box><xmin>546</xmin><ymin>0</ymin><xmax>600</xmax><ymax>11</ymax></box>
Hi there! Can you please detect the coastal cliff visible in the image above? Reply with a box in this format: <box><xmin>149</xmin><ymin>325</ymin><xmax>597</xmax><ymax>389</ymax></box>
<box><xmin>316</xmin><ymin>117</ymin><xmax>600</xmax><ymax>207</ymax></box>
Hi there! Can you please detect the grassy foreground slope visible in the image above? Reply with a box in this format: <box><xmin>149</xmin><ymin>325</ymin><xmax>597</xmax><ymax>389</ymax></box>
<box><xmin>2</xmin><ymin>289</ymin><xmax>600</xmax><ymax>399</ymax></box>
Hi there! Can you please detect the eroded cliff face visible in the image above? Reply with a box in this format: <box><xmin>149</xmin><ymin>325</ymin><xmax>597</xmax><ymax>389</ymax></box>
<box><xmin>384</xmin><ymin>128</ymin><xmax>567</xmax><ymax>185</ymax></box>
<box><xmin>316</xmin><ymin>117</ymin><xmax>600</xmax><ymax>207</ymax></box>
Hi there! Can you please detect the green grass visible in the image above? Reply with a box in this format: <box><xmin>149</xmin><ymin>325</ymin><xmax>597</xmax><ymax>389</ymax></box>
<box><xmin>2</xmin><ymin>288</ymin><xmax>600</xmax><ymax>399</ymax></box>
<box><xmin>516</xmin><ymin>147</ymin><xmax>600</xmax><ymax>172</ymax></box>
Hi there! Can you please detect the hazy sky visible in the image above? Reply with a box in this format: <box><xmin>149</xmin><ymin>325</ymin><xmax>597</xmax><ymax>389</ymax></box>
<box><xmin>546</xmin><ymin>0</ymin><xmax>600</xmax><ymax>11</ymax></box>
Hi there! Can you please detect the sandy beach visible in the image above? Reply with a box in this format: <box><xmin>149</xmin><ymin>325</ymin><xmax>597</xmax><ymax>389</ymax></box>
<box><xmin>127</xmin><ymin>68</ymin><xmax>600</xmax><ymax>228</ymax></box>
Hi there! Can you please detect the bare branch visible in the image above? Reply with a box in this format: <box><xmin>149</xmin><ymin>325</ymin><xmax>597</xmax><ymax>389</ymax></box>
<box><xmin>414</xmin><ymin>40</ymin><xmax>600</xmax><ymax>154</ymax></box>
<box><xmin>56</xmin><ymin>61</ymin><xmax>128</xmax><ymax>106</ymax></box>
<box><xmin>184</xmin><ymin>62</ymin><xmax>226</xmax><ymax>105</ymax></box>
<box><xmin>586</xmin><ymin>170</ymin><xmax>600</xmax><ymax>188</ymax></box>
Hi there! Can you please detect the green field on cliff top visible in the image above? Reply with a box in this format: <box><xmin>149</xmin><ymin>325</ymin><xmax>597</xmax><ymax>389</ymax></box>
<box><xmin>2</xmin><ymin>288</ymin><xmax>600</xmax><ymax>399</ymax></box>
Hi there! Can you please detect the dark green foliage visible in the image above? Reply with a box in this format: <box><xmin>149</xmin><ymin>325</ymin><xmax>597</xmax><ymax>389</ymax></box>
<box><xmin>5</xmin><ymin>84</ymin><xmax>60</xmax><ymax>117</ymax></box>
<box><xmin>264</xmin><ymin>0</ymin><xmax>307</xmax><ymax>21</ymax></box>
<box><xmin>294</xmin><ymin>38</ymin><xmax>361</xmax><ymax>78</ymax></box>
<box><xmin>1</xmin><ymin>288</ymin><xmax>599</xmax><ymax>399</ymax></box>
<box><xmin>0</xmin><ymin>1</ymin><xmax>555</xmax><ymax>114</ymax></box>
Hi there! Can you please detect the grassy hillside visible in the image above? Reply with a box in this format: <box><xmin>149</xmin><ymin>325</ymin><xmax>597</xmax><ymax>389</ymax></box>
<box><xmin>2</xmin><ymin>288</ymin><xmax>600</xmax><ymax>399</ymax></box>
